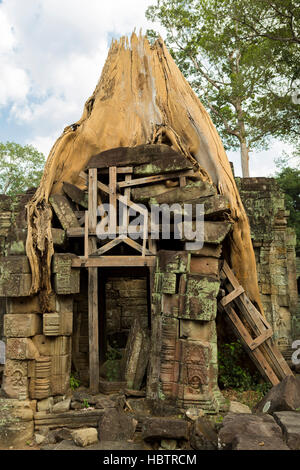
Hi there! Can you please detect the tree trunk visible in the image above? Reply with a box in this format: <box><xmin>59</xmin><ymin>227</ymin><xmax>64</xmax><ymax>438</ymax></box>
<box><xmin>241</xmin><ymin>140</ymin><xmax>250</xmax><ymax>177</ymax></box>
<box><xmin>25</xmin><ymin>33</ymin><xmax>263</xmax><ymax>314</ymax></box>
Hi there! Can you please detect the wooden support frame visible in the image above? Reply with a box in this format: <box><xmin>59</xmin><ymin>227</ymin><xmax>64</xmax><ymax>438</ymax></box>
<box><xmin>76</xmin><ymin>163</ymin><xmax>191</xmax><ymax>393</ymax></box>
<box><xmin>219</xmin><ymin>261</ymin><xmax>293</xmax><ymax>384</ymax></box>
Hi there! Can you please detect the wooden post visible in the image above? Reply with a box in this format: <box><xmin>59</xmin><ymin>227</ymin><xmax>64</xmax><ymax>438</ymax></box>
<box><xmin>88</xmin><ymin>168</ymin><xmax>99</xmax><ymax>393</ymax></box>
<box><xmin>88</xmin><ymin>267</ymin><xmax>99</xmax><ymax>392</ymax></box>
<box><xmin>109</xmin><ymin>166</ymin><xmax>117</xmax><ymax>236</ymax></box>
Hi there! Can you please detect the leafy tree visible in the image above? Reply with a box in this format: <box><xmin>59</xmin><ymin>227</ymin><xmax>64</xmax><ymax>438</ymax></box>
<box><xmin>146</xmin><ymin>0</ymin><xmax>300</xmax><ymax>177</ymax></box>
<box><xmin>212</xmin><ymin>0</ymin><xmax>300</xmax><ymax>144</ymax></box>
<box><xmin>0</xmin><ymin>142</ymin><xmax>45</xmax><ymax>198</ymax></box>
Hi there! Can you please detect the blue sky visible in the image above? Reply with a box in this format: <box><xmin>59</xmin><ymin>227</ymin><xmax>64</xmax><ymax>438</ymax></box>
<box><xmin>0</xmin><ymin>0</ymin><xmax>295</xmax><ymax>177</ymax></box>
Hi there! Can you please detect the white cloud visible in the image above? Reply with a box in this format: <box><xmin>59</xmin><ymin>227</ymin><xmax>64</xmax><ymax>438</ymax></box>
<box><xmin>227</xmin><ymin>140</ymin><xmax>296</xmax><ymax>178</ymax></box>
<box><xmin>0</xmin><ymin>10</ymin><xmax>30</xmax><ymax>106</ymax></box>
<box><xmin>0</xmin><ymin>9</ymin><xmax>15</xmax><ymax>53</ymax></box>
<box><xmin>0</xmin><ymin>0</ymin><xmax>158</xmax><ymax>156</ymax></box>
<box><xmin>0</xmin><ymin>0</ymin><xmax>293</xmax><ymax>176</ymax></box>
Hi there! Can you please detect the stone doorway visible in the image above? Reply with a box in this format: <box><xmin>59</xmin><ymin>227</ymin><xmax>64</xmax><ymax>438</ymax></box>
<box><xmin>72</xmin><ymin>266</ymin><xmax>151</xmax><ymax>391</ymax></box>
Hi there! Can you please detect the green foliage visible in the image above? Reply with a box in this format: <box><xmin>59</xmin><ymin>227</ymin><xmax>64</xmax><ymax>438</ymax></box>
<box><xmin>146</xmin><ymin>0</ymin><xmax>300</xmax><ymax>175</ymax></box>
<box><xmin>275</xmin><ymin>156</ymin><xmax>300</xmax><ymax>254</ymax></box>
<box><xmin>82</xmin><ymin>399</ymin><xmax>90</xmax><ymax>409</ymax></box>
<box><xmin>0</xmin><ymin>141</ymin><xmax>45</xmax><ymax>198</ymax></box>
<box><xmin>105</xmin><ymin>341</ymin><xmax>122</xmax><ymax>382</ymax></box>
<box><xmin>218</xmin><ymin>340</ymin><xmax>271</xmax><ymax>393</ymax></box>
<box><xmin>70</xmin><ymin>373</ymin><xmax>80</xmax><ymax>391</ymax></box>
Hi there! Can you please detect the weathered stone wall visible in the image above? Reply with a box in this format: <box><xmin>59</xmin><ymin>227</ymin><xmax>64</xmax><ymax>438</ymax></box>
<box><xmin>106</xmin><ymin>277</ymin><xmax>148</xmax><ymax>338</ymax></box>
<box><xmin>237</xmin><ymin>177</ymin><xmax>299</xmax><ymax>358</ymax></box>
<box><xmin>147</xmin><ymin>250</ymin><xmax>227</xmax><ymax>412</ymax></box>
<box><xmin>0</xmin><ymin>252</ymin><xmax>80</xmax><ymax>401</ymax></box>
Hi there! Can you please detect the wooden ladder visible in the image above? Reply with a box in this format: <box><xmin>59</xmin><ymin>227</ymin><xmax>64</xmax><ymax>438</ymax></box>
<box><xmin>218</xmin><ymin>261</ymin><xmax>294</xmax><ymax>386</ymax></box>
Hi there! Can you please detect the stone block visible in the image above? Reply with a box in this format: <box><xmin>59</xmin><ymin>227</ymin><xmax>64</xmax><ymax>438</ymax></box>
<box><xmin>180</xmin><ymin>275</ymin><xmax>220</xmax><ymax>321</ymax></box>
<box><xmin>0</xmin><ymin>398</ymin><xmax>34</xmax><ymax>448</ymax></box>
<box><xmin>255</xmin><ymin>376</ymin><xmax>300</xmax><ymax>414</ymax></box>
<box><xmin>51</xmin><ymin>228</ymin><xmax>66</xmax><ymax>246</ymax></box>
<box><xmin>229</xmin><ymin>401</ymin><xmax>251</xmax><ymax>414</ymax></box>
<box><xmin>0</xmin><ymin>273</ymin><xmax>32</xmax><ymax>297</ymax></box>
<box><xmin>190</xmin><ymin>416</ymin><xmax>218</xmax><ymax>450</ymax></box>
<box><xmin>6</xmin><ymin>294</ymin><xmax>55</xmax><ymax>314</ymax></box>
<box><xmin>51</xmin><ymin>354</ymin><xmax>71</xmax><ymax>376</ymax></box>
<box><xmin>6</xmin><ymin>337</ymin><xmax>39</xmax><ymax>360</ymax></box>
<box><xmin>98</xmin><ymin>408</ymin><xmax>137</xmax><ymax>441</ymax></box>
<box><xmin>161</xmin><ymin>273</ymin><xmax>177</xmax><ymax>294</ymax></box>
<box><xmin>56</xmin><ymin>295</ymin><xmax>74</xmax><ymax>313</ymax></box>
<box><xmin>51</xmin><ymin>336</ymin><xmax>72</xmax><ymax>356</ymax></box>
<box><xmin>43</xmin><ymin>311</ymin><xmax>73</xmax><ymax>336</ymax></box>
<box><xmin>162</xmin><ymin>294</ymin><xmax>179</xmax><ymax>317</ymax></box>
<box><xmin>273</xmin><ymin>411</ymin><xmax>300</xmax><ymax>450</ymax></box>
<box><xmin>37</xmin><ymin>397</ymin><xmax>54</xmax><ymax>413</ymax></box>
<box><xmin>158</xmin><ymin>251</ymin><xmax>190</xmax><ymax>273</ymax></box>
<box><xmin>53</xmin><ymin>270</ymin><xmax>80</xmax><ymax>295</ymax></box>
<box><xmin>121</xmin><ymin>314</ymin><xmax>150</xmax><ymax>390</ymax></box>
<box><xmin>72</xmin><ymin>428</ymin><xmax>98</xmax><ymax>447</ymax></box>
<box><xmin>53</xmin><ymin>398</ymin><xmax>71</xmax><ymax>414</ymax></box>
<box><xmin>2</xmin><ymin>359</ymin><xmax>28</xmax><ymax>399</ymax></box>
<box><xmin>4</xmin><ymin>313</ymin><xmax>42</xmax><ymax>338</ymax></box>
<box><xmin>179</xmin><ymin>319</ymin><xmax>216</xmax><ymax>342</ymax></box>
<box><xmin>0</xmin><ymin>255</ymin><xmax>30</xmax><ymax>274</ymax></box>
<box><xmin>188</xmin><ymin>243</ymin><xmax>222</xmax><ymax>258</ymax></box>
<box><xmin>219</xmin><ymin>412</ymin><xmax>285</xmax><ymax>450</ymax></box>
<box><xmin>51</xmin><ymin>374</ymin><xmax>70</xmax><ymax>396</ymax></box>
<box><xmin>28</xmin><ymin>357</ymin><xmax>51</xmax><ymax>399</ymax></box>
<box><xmin>142</xmin><ymin>417</ymin><xmax>190</xmax><ymax>441</ymax></box>
<box><xmin>49</xmin><ymin>194</ymin><xmax>80</xmax><ymax>230</ymax></box>
<box><xmin>52</xmin><ymin>253</ymin><xmax>80</xmax><ymax>295</ymax></box>
<box><xmin>233</xmin><ymin>435</ymin><xmax>289</xmax><ymax>450</ymax></box>
<box><xmin>0</xmin><ymin>211</ymin><xmax>12</xmax><ymax>237</ymax></box>
<box><xmin>180</xmin><ymin>341</ymin><xmax>210</xmax><ymax>389</ymax></box>
<box><xmin>120</xmin><ymin>306</ymin><xmax>148</xmax><ymax>330</ymax></box>
<box><xmin>189</xmin><ymin>256</ymin><xmax>219</xmax><ymax>278</ymax></box>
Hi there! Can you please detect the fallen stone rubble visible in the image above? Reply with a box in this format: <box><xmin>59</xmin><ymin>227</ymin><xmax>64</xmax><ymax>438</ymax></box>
<box><xmin>1</xmin><ymin>377</ymin><xmax>300</xmax><ymax>451</ymax></box>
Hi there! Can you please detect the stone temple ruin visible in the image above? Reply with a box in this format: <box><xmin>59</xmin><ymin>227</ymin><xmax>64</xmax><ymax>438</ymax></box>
<box><xmin>0</xmin><ymin>34</ymin><xmax>298</xmax><ymax>449</ymax></box>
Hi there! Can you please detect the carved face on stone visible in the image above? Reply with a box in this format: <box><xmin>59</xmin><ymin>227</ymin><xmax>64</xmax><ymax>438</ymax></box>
<box><xmin>190</xmin><ymin>375</ymin><xmax>201</xmax><ymax>389</ymax></box>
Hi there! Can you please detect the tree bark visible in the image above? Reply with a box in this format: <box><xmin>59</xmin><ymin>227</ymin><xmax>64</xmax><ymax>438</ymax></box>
<box><xmin>241</xmin><ymin>140</ymin><xmax>250</xmax><ymax>178</ymax></box>
<box><xmin>25</xmin><ymin>33</ymin><xmax>263</xmax><ymax>314</ymax></box>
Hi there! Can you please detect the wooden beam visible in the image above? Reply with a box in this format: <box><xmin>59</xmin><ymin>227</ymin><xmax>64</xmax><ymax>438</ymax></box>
<box><xmin>220</xmin><ymin>285</ymin><xmax>244</xmax><ymax>307</ymax></box>
<box><xmin>122</xmin><ymin>236</ymin><xmax>153</xmax><ymax>256</ymax></box>
<box><xmin>88</xmin><ymin>267</ymin><xmax>99</xmax><ymax>393</ymax></box>
<box><xmin>249</xmin><ymin>329</ymin><xmax>274</xmax><ymax>351</ymax></box>
<box><xmin>118</xmin><ymin>170</ymin><xmax>195</xmax><ymax>189</ymax></box>
<box><xmin>84</xmin><ymin>211</ymin><xmax>89</xmax><ymax>259</ymax></box>
<box><xmin>71</xmin><ymin>256</ymin><xmax>156</xmax><ymax>268</ymax></box>
<box><xmin>222</xmin><ymin>304</ymin><xmax>280</xmax><ymax>386</ymax></box>
<box><xmin>109</xmin><ymin>166</ymin><xmax>117</xmax><ymax>234</ymax></box>
<box><xmin>90</xmin><ymin>237</ymin><xmax>123</xmax><ymax>256</ymax></box>
<box><xmin>98</xmin><ymin>166</ymin><xmax>133</xmax><ymax>174</ymax></box>
<box><xmin>221</xmin><ymin>261</ymin><xmax>293</xmax><ymax>381</ymax></box>
<box><xmin>88</xmin><ymin>168</ymin><xmax>99</xmax><ymax>393</ymax></box>
<box><xmin>88</xmin><ymin>168</ymin><xmax>98</xmax><ymax>254</ymax></box>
